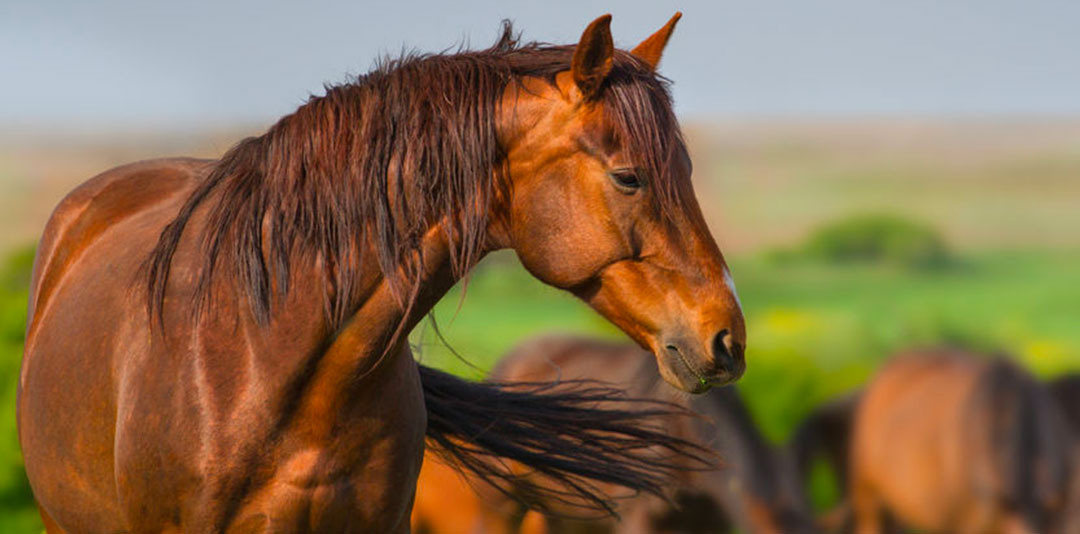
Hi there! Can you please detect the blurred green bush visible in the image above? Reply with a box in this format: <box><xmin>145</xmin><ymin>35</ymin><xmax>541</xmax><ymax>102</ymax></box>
<box><xmin>788</xmin><ymin>213</ymin><xmax>952</xmax><ymax>270</ymax></box>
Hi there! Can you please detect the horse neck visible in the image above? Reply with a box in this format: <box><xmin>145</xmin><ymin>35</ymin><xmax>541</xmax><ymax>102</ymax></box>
<box><xmin>320</xmin><ymin>223</ymin><xmax>462</xmax><ymax>362</ymax></box>
<box><xmin>218</xmin><ymin>220</ymin><xmax>464</xmax><ymax>410</ymax></box>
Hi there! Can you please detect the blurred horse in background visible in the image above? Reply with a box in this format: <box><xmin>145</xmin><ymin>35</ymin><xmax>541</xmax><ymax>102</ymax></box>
<box><xmin>849</xmin><ymin>349</ymin><xmax>1076</xmax><ymax>534</ymax></box>
<box><xmin>1049</xmin><ymin>374</ymin><xmax>1080</xmax><ymax>431</ymax></box>
<box><xmin>1049</xmin><ymin>374</ymin><xmax>1080</xmax><ymax>534</ymax></box>
<box><xmin>789</xmin><ymin>391</ymin><xmax>861</xmax><ymax>531</ymax></box>
<box><xmin>411</xmin><ymin>456</ymin><xmax>551</xmax><ymax>534</ymax></box>
<box><xmin>412</xmin><ymin>336</ymin><xmax>817</xmax><ymax>534</ymax></box>
<box><xmin>792</xmin><ymin>363</ymin><xmax>1080</xmax><ymax>534</ymax></box>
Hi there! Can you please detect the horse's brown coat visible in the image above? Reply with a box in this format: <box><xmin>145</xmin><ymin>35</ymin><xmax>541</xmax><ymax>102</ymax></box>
<box><xmin>850</xmin><ymin>350</ymin><xmax>1075</xmax><ymax>534</ymax></box>
<box><xmin>18</xmin><ymin>14</ymin><xmax>745</xmax><ymax>533</ymax></box>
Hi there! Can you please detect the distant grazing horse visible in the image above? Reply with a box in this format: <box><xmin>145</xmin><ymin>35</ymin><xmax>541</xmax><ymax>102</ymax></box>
<box><xmin>411</xmin><ymin>336</ymin><xmax>816</xmax><ymax>534</ymax></box>
<box><xmin>1049</xmin><ymin>374</ymin><xmax>1080</xmax><ymax>432</ymax></box>
<box><xmin>791</xmin><ymin>391</ymin><xmax>860</xmax><ymax>495</ymax></box>
<box><xmin>849</xmin><ymin>349</ymin><xmax>1075</xmax><ymax>534</ymax></box>
<box><xmin>789</xmin><ymin>391</ymin><xmax>861</xmax><ymax>531</ymax></box>
<box><xmin>1048</xmin><ymin>374</ymin><xmax>1080</xmax><ymax>534</ymax></box>
<box><xmin>17</xmin><ymin>13</ymin><xmax>748</xmax><ymax>533</ymax></box>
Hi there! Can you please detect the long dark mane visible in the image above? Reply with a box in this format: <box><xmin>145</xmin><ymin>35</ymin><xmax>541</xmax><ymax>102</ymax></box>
<box><xmin>146</xmin><ymin>22</ymin><xmax>687</xmax><ymax>327</ymax></box>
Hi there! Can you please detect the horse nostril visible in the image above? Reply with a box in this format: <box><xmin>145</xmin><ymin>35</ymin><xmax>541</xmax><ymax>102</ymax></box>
<box><xmin>728</xmin><ymin>339</ymin><xmax>745</xmax><ymax>362</ymax></box>
<box><xmin>711</xmin><ymin>329</ymin><xmax>744</xmax><ymax>371</ymax></box>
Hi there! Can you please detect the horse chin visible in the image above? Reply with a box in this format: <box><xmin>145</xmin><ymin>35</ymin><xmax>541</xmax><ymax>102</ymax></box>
<box><xmin>655</xmin><ymin>354</ymin><xmax>714</xmax><ymax>394</ymax></box>
<box><xmin>655</xmin><ymin>348</ymin><xmax>744</xmax><ymax>394</ymax></box>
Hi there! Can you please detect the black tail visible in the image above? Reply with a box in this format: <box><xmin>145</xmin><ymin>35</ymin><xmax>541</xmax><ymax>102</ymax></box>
<box><xmin>419</xmin><ymin>364</ymin><xmax>713</xmax><ymax>517</ymax></box>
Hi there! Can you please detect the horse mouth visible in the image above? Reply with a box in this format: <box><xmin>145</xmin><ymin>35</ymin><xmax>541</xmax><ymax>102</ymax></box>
<box><xmin>660</xmin><ymin>344</ymin><xmax>738</xmax><ymax>393</ymax></box>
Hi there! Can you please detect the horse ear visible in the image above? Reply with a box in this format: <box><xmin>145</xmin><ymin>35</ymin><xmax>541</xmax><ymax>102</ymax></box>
<box><xmin>631</xmin><ymin>12</ymin><xmax>682</xmax><ymax>70</ymax></box>
<box><xmin>572</xmin><ymin>14</ymin><xmax>614</xmax><ymax>99</ymax></box>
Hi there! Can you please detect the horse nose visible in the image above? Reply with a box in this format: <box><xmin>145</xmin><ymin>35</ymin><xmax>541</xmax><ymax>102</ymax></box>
<box><xmin>711</xmin><ymin>329</ymin><xmax>746</xmax><ymax>378</ymax></box>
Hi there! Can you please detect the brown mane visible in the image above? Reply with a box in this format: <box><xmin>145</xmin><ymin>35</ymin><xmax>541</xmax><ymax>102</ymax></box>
<box><xmin>146</xmin><ymin>21</ymin><xmax>688</xmax><ymax>328</ymax></box>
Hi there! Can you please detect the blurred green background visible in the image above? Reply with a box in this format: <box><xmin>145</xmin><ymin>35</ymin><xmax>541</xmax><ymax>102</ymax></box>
<box><xmin>1</xmin><ymin>119</ymin><xmax>1078</xmax><ymax>529</ymax></box>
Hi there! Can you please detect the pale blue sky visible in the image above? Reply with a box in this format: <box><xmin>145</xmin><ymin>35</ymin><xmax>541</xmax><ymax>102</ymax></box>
<box><xmin>2</xmin><ymin>0</ymin><xmax>1079</xmax><ymax>126</ymax></box>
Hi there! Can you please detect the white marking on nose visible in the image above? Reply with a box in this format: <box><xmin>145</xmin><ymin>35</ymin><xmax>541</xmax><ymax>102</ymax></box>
<box><xmin>723</xmin><ymin>268</ymin><xmax>743</xmax><ymax>312</ymax></box>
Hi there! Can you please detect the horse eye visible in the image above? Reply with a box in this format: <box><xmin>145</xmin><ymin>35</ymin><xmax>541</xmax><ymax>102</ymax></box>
<box><xmin>609</xmin><ymin>170</ymin><xmax>643</xmax><ymax>191</ymax></box>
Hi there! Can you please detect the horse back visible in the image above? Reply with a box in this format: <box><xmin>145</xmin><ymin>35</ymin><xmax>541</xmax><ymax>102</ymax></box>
<box><xmin>490</xmin><ymin>335</ymin><xmax>660</xmax><ymax>392</ymax></box>
<box><xmin>25</xmin><ymin>157</ymin><xmax>212</xmax><ymax>339</ymax></box>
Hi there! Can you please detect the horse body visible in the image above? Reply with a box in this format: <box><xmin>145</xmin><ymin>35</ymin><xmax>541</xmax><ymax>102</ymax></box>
<box><xmin>19</xmin><ymin>15</ymin><xmax>748</xmax><ymax>533</ymax></box>
<box><xmin>412</xmin><ymin>336</ymin><xmax>816</xmax><ymax>534</ymax></box>
<box><xmin>20</xmin><ymin>158</ymin><xmax>433</xmax><ymax>531</ymax></box>
<box><xmin>850</xmin><ymin>349</ymin><xmax>1074</xmax><ymax>534</ymax></box>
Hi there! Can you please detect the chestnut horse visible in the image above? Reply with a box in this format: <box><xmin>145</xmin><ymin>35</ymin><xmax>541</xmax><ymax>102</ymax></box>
<box><xmin>16</xmin><ymin>13</ymin><xmax>748</xmax><ymax>533</ymax></box>
<box><xmin>849</xmin><ymin>349</ymin><xmax>1075</xmax><ymax>534</ymax></box>
<box><xmin>412</xmin><ymin>336</ymin><xmax>816</xmax><ymax>534</ymax></box>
